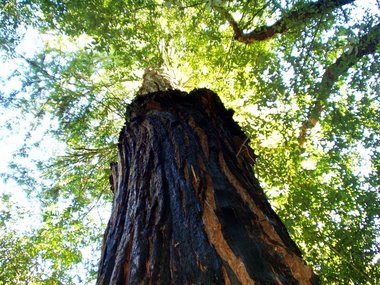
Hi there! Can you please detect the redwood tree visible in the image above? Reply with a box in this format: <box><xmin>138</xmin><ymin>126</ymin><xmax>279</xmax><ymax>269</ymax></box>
<box><xmin>1</xmin><ymin>1</ymin><xmax>379</xmax><ymax>284</ymax></box>
<box><xmin>97</xmin><ymin>88</ymin><xmax>317</xmax><ymax>284</ymax></box>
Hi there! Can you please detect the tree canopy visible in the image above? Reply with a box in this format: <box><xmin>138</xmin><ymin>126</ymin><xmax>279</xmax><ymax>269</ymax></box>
<box><xmin>0</xmin><ymin>0</ymin><xmax>379</xmax><ymax>284</ymax></box>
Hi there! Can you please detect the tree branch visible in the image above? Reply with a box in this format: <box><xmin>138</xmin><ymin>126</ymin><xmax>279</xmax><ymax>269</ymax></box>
<box><xmin>298</xmin><ymin>23</ymin><xmax>380</xmax><ymax>146</ymax></box>
<box><xmin>214</xmin><ymin>0</ymin><xmax>356</xmax><ymax>43</ymax></box>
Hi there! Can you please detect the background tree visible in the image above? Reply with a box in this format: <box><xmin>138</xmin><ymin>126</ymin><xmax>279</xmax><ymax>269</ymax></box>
<box><xmin>0</xmin><ymin>0</ymin><xmax>379</xmax><ymax>284</ymax></box>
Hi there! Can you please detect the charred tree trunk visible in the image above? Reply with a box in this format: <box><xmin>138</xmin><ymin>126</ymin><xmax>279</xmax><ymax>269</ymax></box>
<box><xmin>97</xmin><ymin>88</ymin><xmax>318</xmax><ymax>285</ymax></box>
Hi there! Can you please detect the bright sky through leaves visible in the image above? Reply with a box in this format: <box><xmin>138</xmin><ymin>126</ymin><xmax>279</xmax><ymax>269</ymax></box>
<box><xmin>0</xmin><ymin>0</ymin><xmax>379</xmax><ymax>284</ymax></box>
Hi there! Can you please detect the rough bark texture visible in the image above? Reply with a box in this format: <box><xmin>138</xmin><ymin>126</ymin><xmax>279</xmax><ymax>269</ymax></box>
<box><xmin>97</xmin><ymin>89</ymin><xmax>318</xmax><ymax>285</ymax></box>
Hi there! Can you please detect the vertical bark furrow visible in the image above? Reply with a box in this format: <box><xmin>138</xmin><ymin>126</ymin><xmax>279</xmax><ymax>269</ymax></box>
<box><xmin>97</xmin><ymin>89</ymin><xmax>317</xmax><ymax>285</ymax></box>
<box><xmin>218</xmin><ymin>151</ymin><xmax>314</xmax><ymax>283</ymax></box>
<box><xmin>202</xmin><ymin>171</ymin><xmax>256</xmax><ymax>284</ymax></box>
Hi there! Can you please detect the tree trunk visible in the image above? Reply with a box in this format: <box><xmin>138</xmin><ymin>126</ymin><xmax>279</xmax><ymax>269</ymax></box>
<box><xmin>97</xmin><ymin>88</ymin><xmax>318</xmax><ymax>285</ymax></box>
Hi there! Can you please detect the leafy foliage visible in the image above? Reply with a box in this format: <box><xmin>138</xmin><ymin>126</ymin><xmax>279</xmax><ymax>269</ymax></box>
<box><xmin>0</xmin><ymin>0</ymin><xmax>379</xmax><ymax>284</ymax></box>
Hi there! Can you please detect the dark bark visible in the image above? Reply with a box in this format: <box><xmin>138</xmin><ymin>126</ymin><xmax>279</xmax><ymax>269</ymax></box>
<box><xmin>97</xmin><ymin>89</ymin><xmax>318</xmax><ymax>284</ymax></box>
<box><xmin>214</xmin><ymin>0</ymin><xmax>355</xmax><ymax>43</ymax></box>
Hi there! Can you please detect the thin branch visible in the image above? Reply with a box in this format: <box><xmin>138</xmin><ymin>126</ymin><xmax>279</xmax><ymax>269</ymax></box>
<box><xmin>61</xmin><ymin>146</ymin><xmax>115</xmax><ymax>160</ymax></box>
<box><xmin>242</xmin><ymin>1</ymin><xmax>272</xmax><ymax>31</ymax></box>
<box><xmin>73</xmin><ymin>146</ymin><xmax>116</xmax><ymax>152</ymax></box>
<box><xmin>21</xmin><ymin>55</ymin><xmax>58</xmax><ymax>81</ymax></box>
<box><xmin>313</xmin><ymin>231</ymin><xmax>372</xmax><ymax>283</ymax></box>
<box><xmin>299</xmin><ymin>17</ymin><xmax>325</xmax><ymax>68</ymax></box>
<box><xmin>298</xmin><ymin>23</ymin><xmax>380</xmax><ymax>146</ymax></box>
<box><xmin>213</xmin><ymin>0</ymin><xmax>356</xmax><ymax>43</ymax></box>
<box><xmin>236</xmin><ymin>136</ymin><xmax>250</xmax><ymax>158</ymax></box>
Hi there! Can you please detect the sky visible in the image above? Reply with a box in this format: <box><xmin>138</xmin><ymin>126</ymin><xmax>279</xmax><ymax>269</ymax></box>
<box><xmin>0</xmin><ymin>1</ymin><xmax>379</xmax><ymax>282</ymax></box>
<box><xmin>0</xmin><ymin>29</ymin><xmax>51</xmax><ymax>227</ymax></box>
<box><xmin>0</xmin><ymin>28</ymin><xmax>112</xmax><ymax>283</ymax></box>
<box><xmin>1</xmin><ymin>0</ymin><xmax>378</xmax><ymax>206</ymax></box>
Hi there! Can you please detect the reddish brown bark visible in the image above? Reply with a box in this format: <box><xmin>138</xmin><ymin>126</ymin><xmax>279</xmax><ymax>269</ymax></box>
<box><xmin>97</xmin><ymin>89</ymin><xmax>318</xmax><ymax>284</ymax></box>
